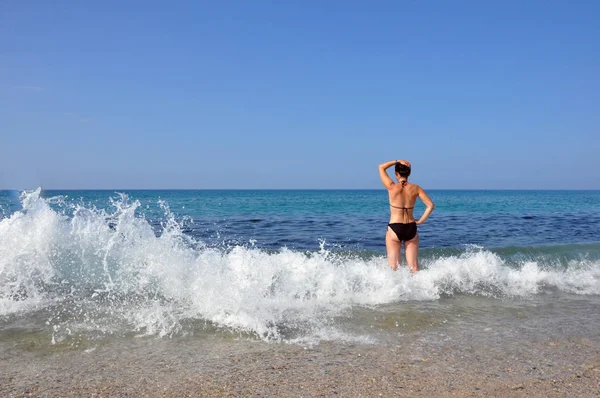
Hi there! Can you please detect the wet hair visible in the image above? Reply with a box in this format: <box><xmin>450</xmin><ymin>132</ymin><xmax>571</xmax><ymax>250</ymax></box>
<box><xmin>395</xmin><ymin>162</ymin><xmax>411</xmax><ymax>178</ymax></box>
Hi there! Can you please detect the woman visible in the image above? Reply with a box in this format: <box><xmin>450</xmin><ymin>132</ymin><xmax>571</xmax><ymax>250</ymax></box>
<box><xmin>378</xmin><ymin>160</ymin><xmax>435</xmax><ymax>272</ymax></box>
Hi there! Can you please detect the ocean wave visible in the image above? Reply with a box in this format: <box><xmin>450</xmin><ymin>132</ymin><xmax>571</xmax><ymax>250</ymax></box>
<box><xmin>1</xmin><ymin>189</ymin><xmax>599</xmax><ymax>342</ymax></box>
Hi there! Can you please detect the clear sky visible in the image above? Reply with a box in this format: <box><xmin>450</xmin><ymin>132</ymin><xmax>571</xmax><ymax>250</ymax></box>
<box><xmin>1</xmin><ymin>1</ymin><xmax>598</xmax><ymax>189</ymax></box>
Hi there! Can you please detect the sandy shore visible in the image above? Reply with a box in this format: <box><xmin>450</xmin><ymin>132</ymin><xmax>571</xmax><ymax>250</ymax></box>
<box><xmin>1</xmin><ymin>329</ymin><xmax>599</xmax><ymax>398</ymax></box>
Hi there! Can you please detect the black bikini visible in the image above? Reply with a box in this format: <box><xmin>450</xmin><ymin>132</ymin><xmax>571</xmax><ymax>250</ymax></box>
<box><xmin>388</xmin><ymin>222</ymin><xmax>417</xmax><ymax>241</ymax></box>
<box><xmin>390</xmin><ymin>204</ymin><xmax>413</xmax><ymax>213</ymax></box>
<box><xmin>388</xmin><ymin>202</ymin><xmax>417</xmax><ymax>241</ymax></box>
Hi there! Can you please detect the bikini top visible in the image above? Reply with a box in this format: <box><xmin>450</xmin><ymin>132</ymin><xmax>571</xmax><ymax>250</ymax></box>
<box><xmin>390</xmin><ymin>204</ymin><xmax>414</xmax><ymax>222</ymax></box>
<box><xmin>390</xmin><ymin>204</ymin><xmax>414</xmax><ymax>211</ymax></box>
<box><xmin>390</xmin><ymin>180</ymin><xmax>413</xmax><ymax>214</ymax></box>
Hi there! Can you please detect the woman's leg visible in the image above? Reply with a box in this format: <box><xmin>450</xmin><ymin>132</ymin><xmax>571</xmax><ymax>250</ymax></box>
<box><xmin>404</xmin><ymin>234</ymin><xmax>420</xmax><ymax>273</ymax></box>
<box><xmin>386</xmin><ymin>227</ymin><xmax>402</xmax><ymax>271</ymax></box>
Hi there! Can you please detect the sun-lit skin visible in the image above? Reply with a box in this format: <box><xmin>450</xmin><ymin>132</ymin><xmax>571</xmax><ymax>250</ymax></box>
<box><xmin>378</xmin><ymin>160</ymin><xmax>435</xmax><ymax>272</ymax></box>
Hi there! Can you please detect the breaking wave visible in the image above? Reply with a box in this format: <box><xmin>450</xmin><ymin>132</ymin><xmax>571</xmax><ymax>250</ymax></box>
<box><xmin>1</xmin><ymin>189</ymin><xmax>599</xmax><ymax>342</ymax></box>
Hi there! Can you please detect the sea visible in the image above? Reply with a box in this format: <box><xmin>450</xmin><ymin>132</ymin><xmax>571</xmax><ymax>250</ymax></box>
<box><xmin>1</xmin><ymin>188</ymin><xmax>599</xmax><ymax>348</ymax></box>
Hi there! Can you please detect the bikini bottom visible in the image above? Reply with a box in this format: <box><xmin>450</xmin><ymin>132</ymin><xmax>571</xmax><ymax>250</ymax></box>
<box><xmin>388</xmin><ymin>222</ymin><xmax>417</xmax><ymax>241</ymax></box>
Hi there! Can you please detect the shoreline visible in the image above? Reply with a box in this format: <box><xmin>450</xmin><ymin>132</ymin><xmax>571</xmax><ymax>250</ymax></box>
<box><xmin>2</xmin><ymin>329</ymin><xmax>599</xmax><ymax>397</ymax></box>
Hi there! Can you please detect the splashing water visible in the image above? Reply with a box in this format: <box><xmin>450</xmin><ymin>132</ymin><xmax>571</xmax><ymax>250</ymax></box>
<box><xmin>1</xmin><ymin>189</ymin><xmax>599</xmax><ymax>343</ymax></box>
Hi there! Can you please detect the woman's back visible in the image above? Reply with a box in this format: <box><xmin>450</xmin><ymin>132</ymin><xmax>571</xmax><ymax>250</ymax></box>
<box><xmin>379</xmin><ymin>158</ymin><xmax>435</xmax><ymax>272</ymax></box>
<box><xmin>388</xmin><ymin>183</ymin><xmax>419</xmax><ymax>223</ymax></box>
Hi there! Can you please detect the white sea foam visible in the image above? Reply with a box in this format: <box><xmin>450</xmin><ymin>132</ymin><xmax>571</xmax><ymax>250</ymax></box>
<box><xmin>1</xmin><ymin>189</ymin><xmax>599</xmax><ymax>342</ymax></box>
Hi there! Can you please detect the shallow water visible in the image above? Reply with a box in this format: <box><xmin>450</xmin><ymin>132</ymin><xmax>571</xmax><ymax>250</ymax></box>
<box><xmin>1</xmin><ymin>189</ymin><xmax>599</xmax><ymax>348</ymax></box>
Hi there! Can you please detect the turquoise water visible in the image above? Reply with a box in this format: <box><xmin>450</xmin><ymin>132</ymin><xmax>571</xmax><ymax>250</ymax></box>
<box><xmin>2</xmin><ymin>189</ymin><xmax>599</xmax><ymax>251</ymax></box>
<box><xmin>1</xmin><ymin>188</ymin><xmax>599</xmax><ymax>344</ymax></box>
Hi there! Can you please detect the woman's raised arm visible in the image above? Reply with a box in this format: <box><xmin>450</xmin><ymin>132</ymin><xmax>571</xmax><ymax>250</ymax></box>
<box><xmin>378</xmin><ymin>160</ymin><xmax>397</xmax><ymax>189</ymax></box>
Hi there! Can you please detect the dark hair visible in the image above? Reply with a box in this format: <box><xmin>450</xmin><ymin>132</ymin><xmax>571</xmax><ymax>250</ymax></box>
<box><xmin>395</xmin><ymin>163</ymin><xmax>411</xmax><ymax>178</ymax></box>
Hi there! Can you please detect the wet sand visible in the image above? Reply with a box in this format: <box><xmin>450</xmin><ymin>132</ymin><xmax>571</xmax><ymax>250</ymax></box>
<box><xmin>1</xmin><ymin>329</ymin><xmax>599</xmax><ymax>398</ymax></box>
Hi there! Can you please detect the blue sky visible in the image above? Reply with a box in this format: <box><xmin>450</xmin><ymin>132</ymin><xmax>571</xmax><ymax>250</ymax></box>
<box><xmin>1</xmin><ymin>1</ymin><xmax>598</xmax><ymax>189</ymax></box>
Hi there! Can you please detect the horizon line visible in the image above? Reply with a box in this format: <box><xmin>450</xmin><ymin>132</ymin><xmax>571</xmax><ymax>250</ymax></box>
<box><xmin>1</xmin><ymin>188</ymin><xmax>600</xmax><ymax>192</ymax></box>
